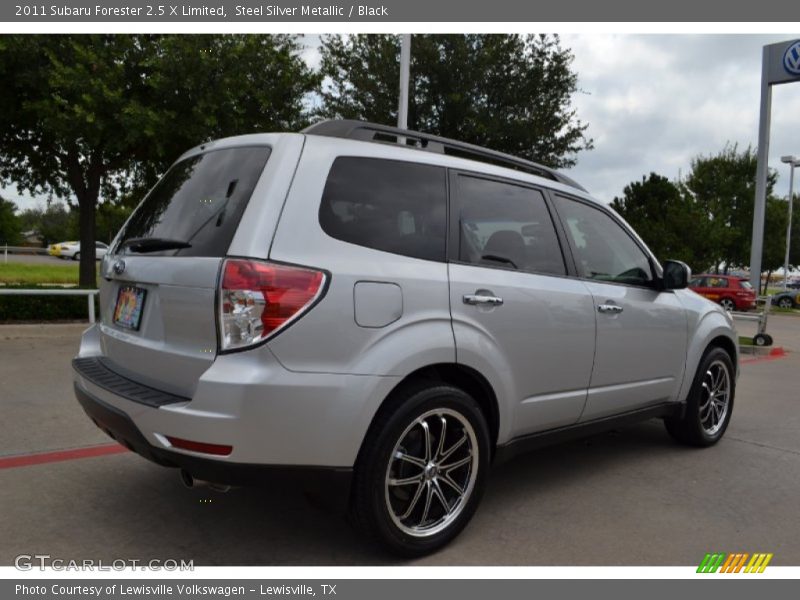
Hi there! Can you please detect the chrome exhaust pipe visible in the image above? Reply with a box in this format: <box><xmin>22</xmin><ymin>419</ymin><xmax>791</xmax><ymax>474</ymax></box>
<box><xmin>179</xmin><ymin>469</ymin><xmax>231</xmax><ymax>493</ymax></box>
<box><xmin>179</xmin><ymin>469</ymin><xmax>196</xmax><ymax>488</ymax></box>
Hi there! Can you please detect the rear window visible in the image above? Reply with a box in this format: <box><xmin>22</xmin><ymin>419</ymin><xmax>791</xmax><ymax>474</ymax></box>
<box><xmin>319</xmin><ymin>157</ymin><xmax>447</xmax><ymax>262</ymax></box>
<box><xmin>740</xmin><ymin>280</ymin><xmax>753</xmax><ymax>290</ymax></box>
<box><xmin>115</xmin><ymin>146</ymin><xmax>270</xmax><ymax>257</ymax></box>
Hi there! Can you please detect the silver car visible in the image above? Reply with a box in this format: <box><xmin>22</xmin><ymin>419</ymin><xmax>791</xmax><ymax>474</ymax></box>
<box><xmin>73</xmin><ymin>120</ymin><xmax>738</xmax><ymax>556</ymax></box>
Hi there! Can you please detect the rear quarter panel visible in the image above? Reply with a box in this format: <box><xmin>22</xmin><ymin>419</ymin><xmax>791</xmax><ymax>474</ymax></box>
<box><xmin>264</xmin><ymin>136</ymin><xmax>456</xmax><ymax>377</ymax></box>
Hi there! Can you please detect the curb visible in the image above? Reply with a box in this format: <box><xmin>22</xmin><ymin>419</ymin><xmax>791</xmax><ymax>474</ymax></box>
<box><xmin>738</xmin><ymin>345</ymin><xmax>786</xmax><ymax>356</ymax></box>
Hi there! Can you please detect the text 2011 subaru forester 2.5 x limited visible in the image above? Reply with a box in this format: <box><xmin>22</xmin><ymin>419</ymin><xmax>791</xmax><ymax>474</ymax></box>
<box><xmin>73</xmin><ymin>120</ymin><xmax>738</xmax><ymax>556</ymax></box>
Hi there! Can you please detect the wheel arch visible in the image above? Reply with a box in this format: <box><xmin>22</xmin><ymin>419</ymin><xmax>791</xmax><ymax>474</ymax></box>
<box><xmin>357</xmin><ymin>363</ymin><xmax>501</xmax><ymax>462</ymax></box>
<box><xmin>676</xmin><ymin>307</ymin><xmax>739</xmax><ymax>405</ymax></box>
<box><xmin>707</xmin><ymin>334</ymin><xmax>737</xmax><ymax>366</ymax></box>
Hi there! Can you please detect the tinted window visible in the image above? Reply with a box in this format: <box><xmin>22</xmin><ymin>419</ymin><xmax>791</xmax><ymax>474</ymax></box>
<box><xmin>116</xmin><ymin>146</ymin><xmax>271</xmax><ymax>257</ymax></box>
<box><xmin>319</xmin><ymin>158</ymin><xmax>447</xmax><ymax>261</ymax></box>
<box><xmin>555</xmin><ymin>196</ymin><xmax>653</xmax><ymax>286</ymax></box>
<box><xmin>455</xmin><ymin>176</ymin><xmax>565</xmax><ymax>275</ymax></box>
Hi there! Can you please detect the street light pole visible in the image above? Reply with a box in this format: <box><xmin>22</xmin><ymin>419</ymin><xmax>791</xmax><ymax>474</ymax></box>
<box><xmin>397</xmin><ymin>34</ymin><xmax>411</xmax><ymax>131</ymax></box>
<box><xmin>781</xmin><ymin>155</ymin><xmax>798</xmax><ymax>291</ymax></box>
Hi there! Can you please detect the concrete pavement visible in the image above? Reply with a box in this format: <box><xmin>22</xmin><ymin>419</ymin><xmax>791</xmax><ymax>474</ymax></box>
<box><xmin>1</xmin><ymin>317</ymin><xmax>798</xmax><ymax>565</ymax></box>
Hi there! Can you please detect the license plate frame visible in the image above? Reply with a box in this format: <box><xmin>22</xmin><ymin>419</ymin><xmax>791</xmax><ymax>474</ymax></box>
<box><xmin>113</xmin><ymin>285</ymin><xmax>147</xmax><ymax>331</ymax></box>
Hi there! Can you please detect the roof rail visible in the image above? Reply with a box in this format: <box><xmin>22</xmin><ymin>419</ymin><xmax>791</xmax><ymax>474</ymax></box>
<box><xmin>301</xmin><ymin>120</ymin><xmax>586</xmax><ymax>192</ymax></box>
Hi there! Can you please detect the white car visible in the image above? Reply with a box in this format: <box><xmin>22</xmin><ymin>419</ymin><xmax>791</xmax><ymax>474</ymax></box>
<box><xmin>49</xmin><ymin>241</ymin><xmax>109</xmax><ymax>260</ymax></box>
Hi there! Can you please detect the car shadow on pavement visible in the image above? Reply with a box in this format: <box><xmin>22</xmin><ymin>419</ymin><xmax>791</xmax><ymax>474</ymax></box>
<box><xmin>1</xmin><ymin>418</ymin><xmax>687</xmax><ymax>566</ymax></box>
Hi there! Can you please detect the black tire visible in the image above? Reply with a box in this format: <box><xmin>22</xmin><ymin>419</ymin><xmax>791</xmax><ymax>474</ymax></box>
<box><xmin>665</xmin><ymin>347</ymin><xmax>735</xmax><ymax>447</ymax></box>
<box><xmin>72</xmin><ymin>252</ymin><xmax>80</xmax><ymax>261</ymax></box>
<box><xmin>350</xmin><ymin>382</ymin><xmax>491</xmax><ymax>557</ymax></box>
<box><xmin>753</xmin><ymin>333</ymin><xmax>772</xmax><ymax>347</ymax></box>
<box><xmin>778</xmin><ymin>297</ymin><xmax>793</xmax><ymax>309</ymax></box>
<box><xmin>719</xmin><ymin>298</ymin><xmax>735</xmax><ymax>311</ymax></box>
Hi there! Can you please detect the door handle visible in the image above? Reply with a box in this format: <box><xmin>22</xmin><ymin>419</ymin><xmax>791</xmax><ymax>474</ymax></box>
<box><xmin>598</xmin><ymin>303</ymin><xmax>623</xmax><ymax>314</ymax></box>
<box><xmin>463</xmin><ymin>294</ymin><xmax>504</xmax><ymax>307</ymax></box>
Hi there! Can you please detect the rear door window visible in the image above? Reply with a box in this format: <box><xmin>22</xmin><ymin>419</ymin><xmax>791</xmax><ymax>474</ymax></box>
<box><xmin>454</xmin><ymin>175</ymin><xmax>566</xmax><ymax>275</ymax></box>
<box><xmin>319</xmin><ymin>157</ymin><xmax>447</xmax><ymax>262</ymax></box>
<box><xmin>115</xmin><ymin>146</ymin><xmax>271</xmax><ymax>257</ymax></box>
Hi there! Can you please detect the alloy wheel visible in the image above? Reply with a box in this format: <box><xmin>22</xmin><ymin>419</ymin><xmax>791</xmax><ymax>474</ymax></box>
<box><xmin>699</xmin><ymin>359</ymin><xmax>731</xmax><ymax>436</ymax></box>
<box><xmin>384</xmin><ymin>408</ymin><xmax>479</xmax><ymax>538</ymax></box>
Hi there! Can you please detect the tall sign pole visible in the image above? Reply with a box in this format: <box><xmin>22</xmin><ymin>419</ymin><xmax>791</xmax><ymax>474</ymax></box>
<box><xmin>398</xmin><ymin>34</ymin><xmax>411</xmax><ymax>130</ymax></box>
<box><xmin>749</xmin><ymin>47</ymin><xmax>772</xmax><ymax>292</ymax></box>
<box><xmin>749</xmin><ymin>39</ymin><xmax>800</xmax><ymax>292</ymax></box>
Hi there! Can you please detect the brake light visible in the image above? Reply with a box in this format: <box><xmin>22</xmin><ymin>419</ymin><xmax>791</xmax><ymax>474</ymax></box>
<box><xmin>219</xmin><ymin>259</ymin><xmax>326</xmax><ymax>351</ymax></box>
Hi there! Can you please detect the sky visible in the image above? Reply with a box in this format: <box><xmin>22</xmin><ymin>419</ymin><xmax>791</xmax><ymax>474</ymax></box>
<box><xmin>560</xmin><ymin>34</ymin><xmax>800</xmax><ymax>202</ymax></box>
<box><xmin>4</xmin><ymin>33</ymin><xmax>800</xmax><ymax>211</ymax></box>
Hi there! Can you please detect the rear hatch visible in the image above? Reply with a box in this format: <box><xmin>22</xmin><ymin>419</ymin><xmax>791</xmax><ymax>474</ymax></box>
<box><xmin>97</xmin><ymin>144</ymin><xmax>272</xmax><ymax>397</ymax></box>
<box><xmin>738</xmin><ymin>279</ymin><xmax>756</xmax><ymax>301</ymax></box>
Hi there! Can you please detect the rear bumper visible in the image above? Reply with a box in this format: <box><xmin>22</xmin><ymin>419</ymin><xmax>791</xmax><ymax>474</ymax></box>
<box><xmin>740</xmin><ymin>299</ymin><xmax>757</xmax><ymax>310</ymax></box>
<box><xmin>74</xmin><ymin>381</ymin><xmax>353</xmax><ymax>508</ymax></box>
<box><xmin>73</xmin><ymin>324</ymin><xmax>400</xmax><ymax>485</ymax></box>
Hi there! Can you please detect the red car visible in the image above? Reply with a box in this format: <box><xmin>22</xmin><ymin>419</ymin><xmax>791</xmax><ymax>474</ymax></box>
<box><xmin>689</xmin><ymin>274</ymin><xmax>756</xmax><ymax>311</ymax></box>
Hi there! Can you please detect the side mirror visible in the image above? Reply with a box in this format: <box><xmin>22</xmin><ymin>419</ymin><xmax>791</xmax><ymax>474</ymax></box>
<box><xmin>662</xmin><ymin>260</ymin><xmax>691</xmax><ymax>290</ymax></box>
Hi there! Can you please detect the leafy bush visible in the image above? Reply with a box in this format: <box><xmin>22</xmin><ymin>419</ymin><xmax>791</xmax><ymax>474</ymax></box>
<box><xmin>0</xmin><ymin>285</ymin><xmax>96</xmax><ymax>321</ymax></box>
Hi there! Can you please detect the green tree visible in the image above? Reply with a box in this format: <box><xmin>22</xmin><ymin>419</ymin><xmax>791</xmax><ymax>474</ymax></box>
<box><xmin>19</xmin><ymin>204</ymin><xmax>76</xmax><ymax>246</ymax></box>
<box><xmin>0</xmin><ymin>195</ymin><xmax>21</xmax><ymax>245</ymax></box>
<box><xmin>611</xmin><ymin>173</ymin><xmax>713</xmax><ymax>271</ymax></box>
<box><xmin>761</xmin><ymin>196</ymin><xmax>790</xmax><ymax>292</ymax></box>
<box><xmin>318</xmin><ymin>34</ymin><xmax>593</xmax><ymax>168</ymax></box>
<box><xmin>96</xmin><ymin>202</ymin><xmax>133</xmax><ymax>245</ymax></box>
<box><xmin>682</xmin><ymin>144</ymin><xmax>776</xmax><ymax>273</ymax></box>
<box><xmin>0</xmin><ymin>35</ymin><xmax>319</xmax><ymax>286</ymax></box>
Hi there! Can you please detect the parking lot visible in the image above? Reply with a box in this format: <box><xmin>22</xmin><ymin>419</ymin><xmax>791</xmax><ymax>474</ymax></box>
<box><xmin>1</xmin><ymin>315</ymin><xmax>799</xmax><ymax>566</ymax></box>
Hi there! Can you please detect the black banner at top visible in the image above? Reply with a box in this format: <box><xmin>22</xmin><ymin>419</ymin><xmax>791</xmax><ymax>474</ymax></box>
<box><xmin>2</xmin><ymin>0</ymin><xmax>796</xmax><ymax>22</ymax></box>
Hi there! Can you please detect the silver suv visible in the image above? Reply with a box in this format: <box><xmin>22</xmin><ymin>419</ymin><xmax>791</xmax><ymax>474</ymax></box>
<box><xmin>73</xmin><ymin>120</ymin><xmax>738</xmax><ymax>556</ymax></box>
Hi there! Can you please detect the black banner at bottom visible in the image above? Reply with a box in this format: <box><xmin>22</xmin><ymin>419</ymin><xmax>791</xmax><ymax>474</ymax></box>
<box><xmin>4</xmin><ymin>579</ymin><xmax>797</xmax><ymax>600</ymax></box>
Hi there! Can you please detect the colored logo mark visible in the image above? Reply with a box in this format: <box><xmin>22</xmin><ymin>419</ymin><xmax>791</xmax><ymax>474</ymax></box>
<box><xmin>784</xmin><ymin>41</ymin><xmax>800</xmax><ymax>76</ymax></box>
<box><xmin>697</xmin><ymin>552</ymin><xmax>773</xmax><ymax>573</ymax></box>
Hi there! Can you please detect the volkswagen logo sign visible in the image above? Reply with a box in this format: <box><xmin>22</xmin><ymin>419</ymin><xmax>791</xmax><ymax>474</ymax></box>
<box><xmin>113</xmin><ymin>259</ymin><xmax>126</xmax><ymax>275</ymax></box>
<box><xmin>783</xmin><ymin>41</ymin><xmax>800</xmax><ymax>76</ymax></box>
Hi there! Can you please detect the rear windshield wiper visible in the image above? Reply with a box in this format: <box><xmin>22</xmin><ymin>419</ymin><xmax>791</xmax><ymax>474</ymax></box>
<box><xmin>119</xmin><ymin>237</ymin><xmax>192</xmax><ymax>253</ymax></box>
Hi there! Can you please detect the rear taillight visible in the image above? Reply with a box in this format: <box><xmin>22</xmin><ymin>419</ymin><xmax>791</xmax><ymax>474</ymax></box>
<box><xmin>218</xmin><ymin>259</ymin><xmax>326</xmax><ymax>351</ymax></box>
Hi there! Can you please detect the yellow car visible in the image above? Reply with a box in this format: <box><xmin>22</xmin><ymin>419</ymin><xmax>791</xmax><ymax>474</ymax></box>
<box><xmin>47</xmin><ymin>241</ymin><xmax>77</xmax><ymax>258</ymax></box>
<box><xmin>48</xmin><ymin>241</ymin><xmax>108</xmax><ymax>260</ymax></box>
